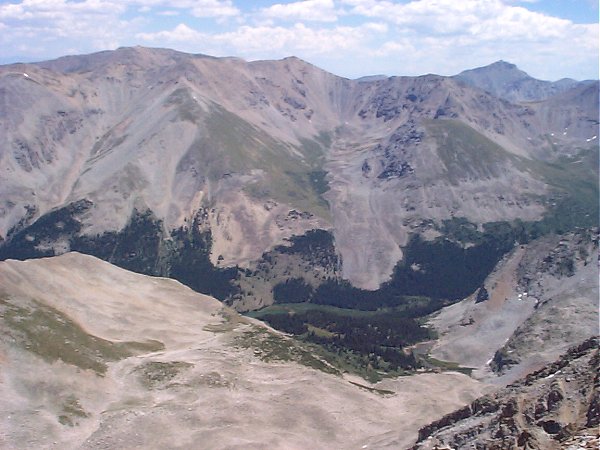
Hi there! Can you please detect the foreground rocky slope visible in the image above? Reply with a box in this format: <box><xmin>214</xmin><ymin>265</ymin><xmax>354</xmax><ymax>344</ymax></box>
<box><xmin>413</xmin><ymin>337</ymin><xmax>599</xmax><ymax>450</ymax></box>
<box><xmin>1</xmin><ymin>47</ymin><xmax>597</xmax><ymax>305</ymax></box>
<box><xmin>0</xmin><ymin>253</ymin><xmax>487</xmax><ymax>449</ymax></box>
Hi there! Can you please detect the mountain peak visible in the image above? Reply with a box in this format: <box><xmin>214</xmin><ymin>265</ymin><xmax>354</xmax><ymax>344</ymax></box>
<box><xmin>453</xmin><ymin>60</ymin><xmax>583</xmax><ymax>101</ymax></box>
<box><xmin>457</xmin><ymin>60</ymin><xmax>528</xmax><ymax>79</ymax></box>
<box><xmin>489</xmin><ymin>60</ymin><xmax>518</xmax><ymax>70</ymax></box>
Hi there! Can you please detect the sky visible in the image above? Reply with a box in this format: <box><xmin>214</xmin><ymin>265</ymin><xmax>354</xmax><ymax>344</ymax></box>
<box><xmin>0</xmin><ymin>0</ymin><xmax>598</xmax><ymax>81</ymax></box>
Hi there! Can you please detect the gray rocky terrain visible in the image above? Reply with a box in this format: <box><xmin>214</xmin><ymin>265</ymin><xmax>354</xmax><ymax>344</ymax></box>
<box><xmin>428</xmin><ymin>228</ymin><xmax>598</xmax><ymax>384</ymax></box>
<box><xmin>413</xmin><ymin>337</ymin><xmax>599</xmax><ymax>450</ymax></box>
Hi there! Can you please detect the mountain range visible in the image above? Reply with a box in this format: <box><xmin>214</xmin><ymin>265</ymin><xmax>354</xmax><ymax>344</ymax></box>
<box><xmin>0</xmin><ymin>47</ymin><xmax>597</xmax><ymax>309</ymax></box>
<box><xmin>0</xmin><ymin>46</ymin><xmax>598</xmax><ymax>447</ymax></box>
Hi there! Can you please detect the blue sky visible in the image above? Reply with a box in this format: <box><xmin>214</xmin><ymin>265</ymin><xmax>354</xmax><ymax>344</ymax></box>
<box><xmin>0</xmin><ymin>0</ymin><xmax>597</xmax><ymax>80</ymax></box>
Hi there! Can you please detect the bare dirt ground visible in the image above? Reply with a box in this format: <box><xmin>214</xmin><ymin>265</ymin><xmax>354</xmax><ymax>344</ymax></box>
<box><xmin>0</xmin><ymin>253</ymin><xmax>488</xmax><ymax>449</ymax></box>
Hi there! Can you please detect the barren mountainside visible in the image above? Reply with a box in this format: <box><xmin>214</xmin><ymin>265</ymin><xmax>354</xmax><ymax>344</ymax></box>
<box><xmin>0</xmin><ymin>46</ymin><xmax>598</xmax><ymax>307</ymax></box>
<box><xmin>0</xmin><ymin>47</ymin><xmax>598</xmax><ymax>449</ymax></box>
<box><xmin>0</xmin><ymin>253</ymin><xmax>487</xmax><ymax>449</ymax></box>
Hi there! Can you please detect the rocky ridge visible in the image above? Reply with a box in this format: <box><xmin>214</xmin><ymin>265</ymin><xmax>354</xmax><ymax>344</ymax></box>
<box><xmin>413</xmin><ymin>337</ymin><xmax>599</xmax><ymax>450</ymax></box>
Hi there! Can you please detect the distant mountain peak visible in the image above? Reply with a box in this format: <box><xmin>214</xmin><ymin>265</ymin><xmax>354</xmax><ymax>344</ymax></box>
<box><xmin>489</xmin><ymin>60</ymin><xmax>517</xmax><ymax>69</ymax></box>
<box><xmin>458</xmin><ymin>60</ymin><xmax>528</xmax><ymax>79</ymax></box>
<box><xmin>454</xmin><ymin>60</ymin><xmax>583</xmax><ymax>102</ymax></box>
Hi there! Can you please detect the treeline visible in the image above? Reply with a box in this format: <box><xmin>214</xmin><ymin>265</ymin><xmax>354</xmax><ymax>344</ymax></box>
<box><xmin>0</xmin><ymin>203</ymin><xmax>240</xmax><ymax>301</ymax></box>
<box><xmin>261</xmin><ymin>309</ymin><xmax>430</xmax><ymax>370</ymax></box>
<box><xmin>273</xmin><ymin>222</ymin><xmax>520</xmax><ymax>310</ymax></box>
<box><xmin>273</xmin><ymin>278</ymin><xmax>314</xmax><ymax>303</ymax></box>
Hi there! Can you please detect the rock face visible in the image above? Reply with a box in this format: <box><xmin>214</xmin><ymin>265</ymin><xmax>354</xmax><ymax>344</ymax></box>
<box><xmin>428</xmin><ymin>228</ymin><xmax>598</xmax><ymax>383</ymax></box>
<box><xmin>413</xmin><ymin>337</ymin><xmax>599</xmax><ymax>450</ymax></box>
<box><xmin>490</xmin><ymin>229</ymin><xmax>599</xmax><ymax>376</ymax></box>
<box><xmin>0</xmin><ymin>47</ymin><xmax>598</xmax><ymax>305</ymax></box>
<box><xmin>0</xmin><ymin>253</ymin><xmax>487</xmax><ymax>450</ymax></box>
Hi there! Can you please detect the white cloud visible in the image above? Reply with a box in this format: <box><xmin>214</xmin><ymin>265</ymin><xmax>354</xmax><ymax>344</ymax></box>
<box><xmin>137</xmin><ymin>20</ymin><xmax>388</xmax><ymax>60</ymax></box>
<box><xmin>137</xmin><ymin>23</ymin><xmax>203</xmax><ymax>42</ymax></box>
<box><xmin>0</xmin><ymin>0</ymin><xmax>129</xmax><ymax>54</ymax></box>
<box><xmin>132</xmin><ymin>0</ymin><xmax>240</xmax><ymax>18</ymax></box>
<box><xmin>157</xmin><ymin>10</ymin><xmax>180</xmax><ymax>16</ymax></box>
<box><xmin>185</xmin><ymin>0</ymin><xmax>239</xmax><ymax>19</ymax></box>
<box><xmin>259</xmin><ymin>0</ymin><xmax>338</xmax><ymax>22</ymax></box>
<box><xmin>0</xmin><ymin>0</ymin><xmax>597</xmax><ymax>80</ymax></box>
<box><xmin>336</xmin><ymin>0</ymin><xmax>598</xmax><ymax>79</ymax></box>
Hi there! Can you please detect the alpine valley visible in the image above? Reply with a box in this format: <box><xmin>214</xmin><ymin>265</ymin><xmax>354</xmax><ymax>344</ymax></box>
<box><xmin>0</xmin><ymin>47</ymin><xmax>598</xmax><ymax>449</ymax></box>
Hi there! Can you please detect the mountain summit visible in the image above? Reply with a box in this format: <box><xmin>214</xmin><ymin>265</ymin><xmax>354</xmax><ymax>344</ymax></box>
<box><xmin>454</xmin><ymin>60</ymin><xmax>583</xmax><ymax>102</ymax></box>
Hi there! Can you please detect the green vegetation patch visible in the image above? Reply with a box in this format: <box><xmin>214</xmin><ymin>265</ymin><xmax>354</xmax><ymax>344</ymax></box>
<box><xmin>1</xmin><ymin>295</ymin><xmax>164</xmax><ymax>375</ymax></box>
<box><xmin>203</xmin><ymin>307</ymin><xmax>250</xmax><ymax>333</ymax></box>
<box><xmin>524</xmin><ymin>145</ymin><xmax>599</xmax><ymax>232</ymax></box>
<box><xmin>426</xmin><ymin>119</ymin><xmax>514</xmax><ymax>184</ymax></box>
<box><xmin>233</xmin><ymin>326</ymin><xmax>340</xmax><ymax>376</ymax></box>
<box><xmin>347</xmin><ymin>380</ymin><xmax>395</xmax><ymax>396</ymax></box>
<box><xmin>257</xmin><ymin>307</ymin><xmax>426</xmax><ymax>373</ymax></box>
<box><xmin>420</xmin><ymin>355</ymin><xmax>474</xmax><ymax>376</ymax></box>
<box><xmin>135</xmin><ymin>360</ymin><xmax>194</xmax><ymax>389</ymax></box>
<box><xmin>164</xmin><ymin>87</ymin><xmax>204</xmax><ymax>124</ymax></box>
<box><xmin>199</xmin><ymin>104</ymin><xmax>331</xmax><ymax>218</ymax></box>
<box><xmin>273</xmin><ymin>278</ymin><xmax>314</xmax><ymax>304</ymax></box>
<box><xmin>248</xmin><ymin>302</ymin><xmax>429</xmax><ymax>319</ymax></box>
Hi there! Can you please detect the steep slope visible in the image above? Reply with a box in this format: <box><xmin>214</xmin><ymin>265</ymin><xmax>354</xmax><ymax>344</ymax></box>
<box><xmin>413</xmin><ymin>337</ymin><xmax>599</xmax><ymax>450</ymax></box>
<box><xmin>0</xmin><ymin>47</ymin><xmax>597</xmax><ymax>302</ymax></box>
<box><xmin>427</xmin><ymin>228</ymin><xmax>598</xmax><ymax>383</ymax></box>
<box><xmin>454</xmin><ymin>60</ymin><xmax>590</xmax><ymax>102</ymax></box>
<box><xmin>0</xmin><ymin>253</ymin><xmax>487</xmax><ymax>449</ymax></box>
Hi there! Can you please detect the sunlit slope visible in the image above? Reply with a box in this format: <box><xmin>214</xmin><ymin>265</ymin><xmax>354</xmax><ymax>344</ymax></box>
<box><xmin>0</xmin><ymin>253</ymin><xmax>487</xmax><ymax>449</ymax></box>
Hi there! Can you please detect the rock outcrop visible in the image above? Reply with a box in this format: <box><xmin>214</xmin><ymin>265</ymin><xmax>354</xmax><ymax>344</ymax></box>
<box><xmin>413</xmin><ymin>337</ymin><xmax>599</xmax><ymax>449</ymax></box>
